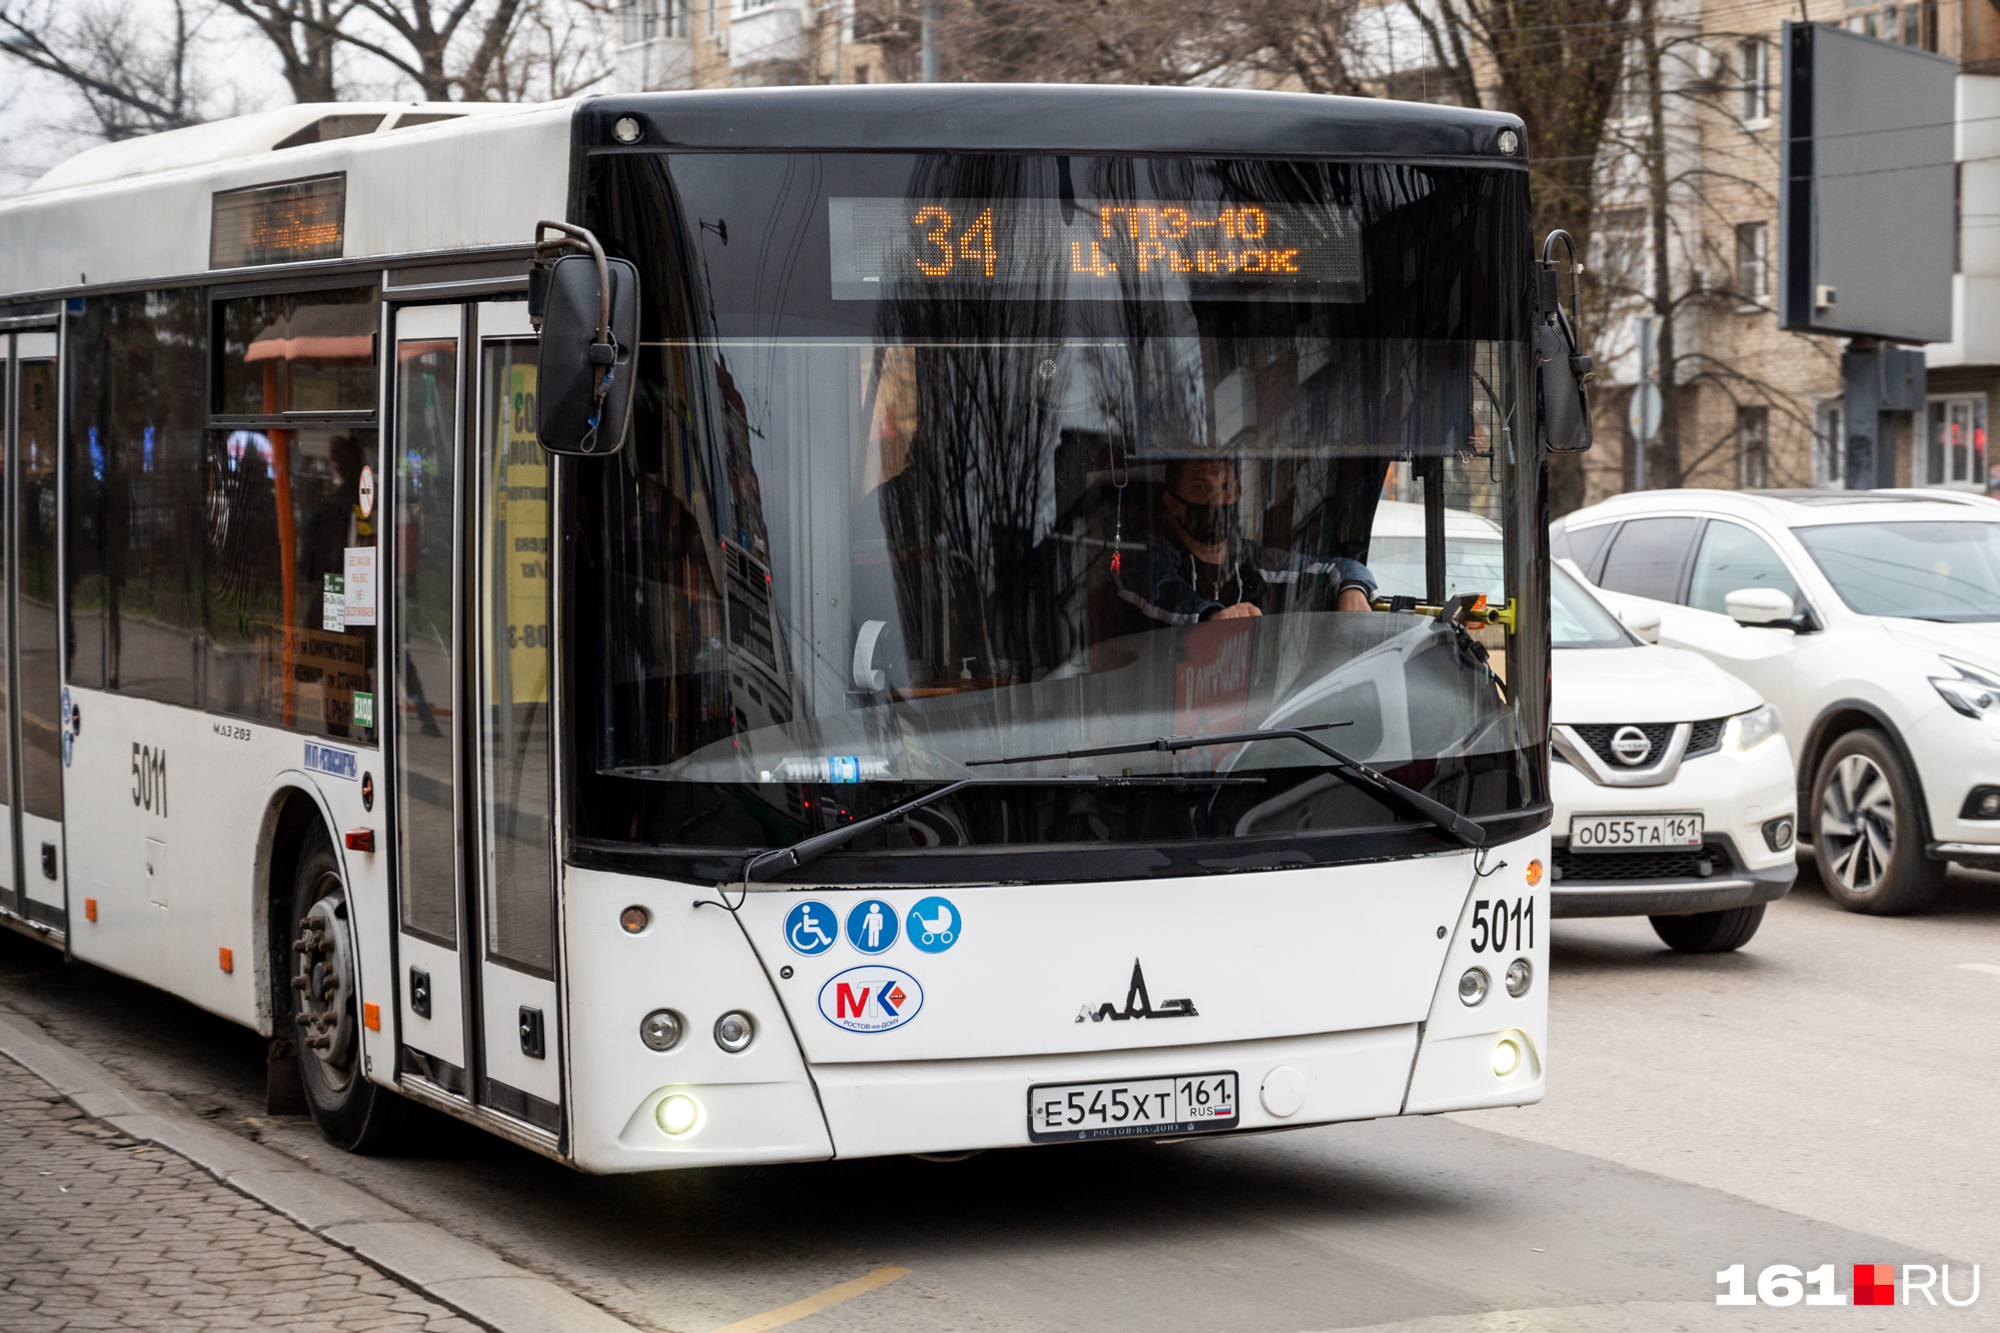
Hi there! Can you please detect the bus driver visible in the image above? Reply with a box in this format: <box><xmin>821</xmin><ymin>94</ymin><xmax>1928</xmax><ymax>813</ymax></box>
<box><xmin>1119</xmin><ymin>458</ymin><xmax>1378</xmax><ymax>625</ymax></box>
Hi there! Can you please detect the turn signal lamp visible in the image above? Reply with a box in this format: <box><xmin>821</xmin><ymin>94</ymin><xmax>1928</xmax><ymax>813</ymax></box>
<box><xmin>656</xmin><ymin>1092</ymin><xmax>701</xmax><ymax>1136</ymax></box>
<box><xmin>1492</xmin><ymin>1036</ymin><xmax>1523</xmax><ymax>1077</ymax></box>
<box><xmin>1525</xmin><ymin>859</ymin><xmax>1543</xmax><ymax>887</ymax></box>
<box><xmin>620</xmin><ymin>906</ymin><xmax>649</xmax><ymax>934</ymax></box>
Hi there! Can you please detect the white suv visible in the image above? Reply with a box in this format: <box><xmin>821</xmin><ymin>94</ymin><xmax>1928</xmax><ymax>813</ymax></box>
<box><xmin>1552</xmin><ymin>488</ymin><xmax>2000</xmax><ymax>914</ymax></box>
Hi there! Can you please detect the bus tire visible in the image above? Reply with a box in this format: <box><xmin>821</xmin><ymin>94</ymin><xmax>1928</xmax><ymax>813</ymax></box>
<box><xmin>1810</xmin><ymin>729</ymin><xmax>1945</xmax><ymax>915</ymax></box>
<box><xmin>288</xmin><ymin>825</ymin><xmax>406</xmax><ymax>1153</ymax></box>
<box><xmin>1648</xmin><ymin>905</ymin><xmax>1764</xmax><ymax>953</ymax></box>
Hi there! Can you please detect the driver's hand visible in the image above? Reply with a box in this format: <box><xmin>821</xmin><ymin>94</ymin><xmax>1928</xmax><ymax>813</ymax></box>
<box><xmin>1336</xmin><ymin>588</ymin><xmax>1372</xmax><ymax>613</ymax></box>
<box><xmin>1213</xmin><ymin>602</ymin><xmax>1262</xmax><ymax>620</ymax></box>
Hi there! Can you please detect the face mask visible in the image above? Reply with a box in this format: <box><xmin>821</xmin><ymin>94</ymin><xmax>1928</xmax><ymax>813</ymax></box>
<box><xmin>1174</xmin><ymin>500</ymin><xmax>1237</xmax><ymax>544</ymax></box>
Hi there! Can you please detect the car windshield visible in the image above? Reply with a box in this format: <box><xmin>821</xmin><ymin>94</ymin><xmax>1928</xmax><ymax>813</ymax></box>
<box><xmin>1551</xmin><ymin>566</ymin><xmax>1631</xmax><ymax>648</ymax></box>
<box><xmin>1793</xmin><ymin>521</ymin><xmax>2000</xmax><ymax>621</ymax></box>
<box><xmin>565</xmin><ymin>150</ymin><xmax>1542</xmax><ymax>878</ymax></box>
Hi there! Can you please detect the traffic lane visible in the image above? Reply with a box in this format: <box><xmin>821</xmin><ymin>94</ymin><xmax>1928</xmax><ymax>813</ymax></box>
<box><xmin>1468</xmin><ymin>857</ymin><xmax>2000</xmax><ymax>1264</ymax></box>
<box><xmin>0</xmin><ymin>927</ymin><xmax>1962</xmax><ymax>1333</ymax></box>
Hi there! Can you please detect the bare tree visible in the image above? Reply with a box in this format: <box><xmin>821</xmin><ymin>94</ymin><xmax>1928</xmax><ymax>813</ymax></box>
<box><xmin>485</xmin><ymin>0</ymin><xmax>614</xmax><ymax>101</ymax></box>
<box><xmin>212</xmin><ymin>0</ymin><xmax>358</xmax><ymax>102</ymax></box>
<box><xmin>0</xmin><ymin>0</ymin><xmax>215</xmax><ymax>139</ymax></box>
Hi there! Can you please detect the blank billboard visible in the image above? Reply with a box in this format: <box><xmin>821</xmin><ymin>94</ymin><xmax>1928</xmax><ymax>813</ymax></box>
<box><xmin>1779</xmin><ymin>22</ymin><xmax>1954</xmax><ymax>343</ymax></box>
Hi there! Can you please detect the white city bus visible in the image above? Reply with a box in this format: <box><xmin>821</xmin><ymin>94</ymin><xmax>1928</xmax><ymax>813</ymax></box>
<box><xmin>0</xmin><ymin>87</ymin><xmax>1564</xmax><ymax>1169</ymax></box>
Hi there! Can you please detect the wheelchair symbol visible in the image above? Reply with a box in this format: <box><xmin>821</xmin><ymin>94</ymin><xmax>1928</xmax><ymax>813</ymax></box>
<box><xmin>785</xmin><ymin>901</ymin><xmax>837</xmax><ymax>956</ymax></box>
<box><xmin>907</xmin><ymin>896</ymin><xmax>961</xmax><ymax>953</ymax></box>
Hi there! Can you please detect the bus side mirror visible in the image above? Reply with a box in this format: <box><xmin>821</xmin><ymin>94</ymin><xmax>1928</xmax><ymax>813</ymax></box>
<box><xmin>529</xmin><ymin>222</ymin><xmax>640</xmax><ymax>456</ymax></box>
<box><xmin>1537</xmin><ymin>231</ymin><xmax>1593</xmax><ymax>454</ymax></box>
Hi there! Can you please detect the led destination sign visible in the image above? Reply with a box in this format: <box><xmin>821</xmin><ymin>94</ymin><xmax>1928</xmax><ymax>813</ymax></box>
<box><xmin>828</xmin><ymin>197</ymin><xmax>1363</xmax><ymax>301</ymax></box>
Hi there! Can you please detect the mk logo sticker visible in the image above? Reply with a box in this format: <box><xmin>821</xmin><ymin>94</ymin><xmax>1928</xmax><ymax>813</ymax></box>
<box><xmin>818</xmin><ymin>966</ymin><xmax>924</xmax><ymax>1033</ymax></box>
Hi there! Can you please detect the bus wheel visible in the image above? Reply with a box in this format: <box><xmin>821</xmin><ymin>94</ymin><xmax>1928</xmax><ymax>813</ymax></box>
<box><xmin>288</xmin><ymin>826</ymin><xmax>404</xmax><ymax>1152</ymax></box>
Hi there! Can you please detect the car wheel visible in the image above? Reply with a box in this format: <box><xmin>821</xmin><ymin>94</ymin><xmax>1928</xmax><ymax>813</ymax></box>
<box><xmin>287</xmin><ymin>825</ymin><xmax>407</xmax><ymax>1152</ymax></box>
<box><xmin>1811</xmin><ymin>729</ymin><xmax>1944</xmax><ymax>915</ymax></box>
<box><xmin>1649</xmin><ymin>905</ymin><xmax>1765</xmax><ymax>953</ymax></box>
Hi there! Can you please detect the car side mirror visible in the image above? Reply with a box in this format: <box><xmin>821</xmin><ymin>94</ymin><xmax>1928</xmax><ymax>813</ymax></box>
<box><xmin>1726</xmin><ymin>587</ymin><xmax>1796</xmax><ymax>628</ymax></box>
<box><xmin>1536</xmin><ymin>230</ymin><xmax>1593</xmax><ymax>454</ymax></box>
<box><xmin>528</xmin><ymin>221</ymin><xmax>639</xmax><ymax>456</ymax></box>
<box><xmin>1618</xmin><ymin>605</ymin><xmax>1661</xmax><ymax>643</ymax></box>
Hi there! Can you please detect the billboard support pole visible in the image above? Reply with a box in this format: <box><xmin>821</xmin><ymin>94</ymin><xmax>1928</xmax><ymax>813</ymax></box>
<box><xmin>1841</xmin><ymin>339</ymin><xmax>1926</xmax><ymax>489</ymax></box>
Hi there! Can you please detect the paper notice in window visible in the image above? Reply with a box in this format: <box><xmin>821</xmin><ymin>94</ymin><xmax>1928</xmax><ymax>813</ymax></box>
<box><xmin>344</xmin><ymin>547</ymin><xmax>377</xmax><ymax>627</ymax></box>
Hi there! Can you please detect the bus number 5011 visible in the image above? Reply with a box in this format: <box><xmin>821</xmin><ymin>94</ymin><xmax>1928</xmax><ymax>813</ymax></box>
<box><xmin>132</xmin><ymin>744</ymin><xmax>167</xmax><ymax>816</ymax></box>
<box><xmin>1470</xmin><ymin>897</ymin><xmax>1532</xmax><ymax>953</ymax></box>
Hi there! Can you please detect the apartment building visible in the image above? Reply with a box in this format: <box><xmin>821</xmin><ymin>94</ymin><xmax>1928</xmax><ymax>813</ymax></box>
<box><xmin>611</xmin><ymin>0</ymin><xmax>896</xmax><ymax>91</ymax></box>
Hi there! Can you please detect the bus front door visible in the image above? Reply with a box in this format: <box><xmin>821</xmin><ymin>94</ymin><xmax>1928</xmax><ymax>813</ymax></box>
<box><xmin>1</xmin><ymin>330</ymin><xmax>63</xmax><ymax>934</ymax></box>
<box><xmin>387</xmin><ymin>301</ymin><xmax>562</xmax><ymax>1140</ymax></box>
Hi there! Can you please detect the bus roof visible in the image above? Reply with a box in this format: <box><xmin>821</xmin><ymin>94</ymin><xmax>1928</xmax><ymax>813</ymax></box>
<box><xmin>0</xmin><ymin>86</ymin><xmax>1523</xmax><ymax>304</ymax></box>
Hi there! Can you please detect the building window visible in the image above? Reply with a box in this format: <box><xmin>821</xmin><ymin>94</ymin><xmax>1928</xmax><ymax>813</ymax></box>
<box><xmin>620</xmin><ymin>0</ymin><xmax>689</xmax><ymax>42</ymax></box>
<box><xmin>1845</xmin><ymin>2</ymin><xmax>1936</xmax><ymax>51</ymax></box>
<box><xmin>1814</xmin><ymin>399</ymin><xmax>1845</xmax><ymax>488</ymax></box>
<box><xmin>1923</xmin><ymin>395</ymin><xmax>1988</xmax><ymax>490</ymax></box>
<box><xmin>1738</xmin><ymin>39</ymin><xmax>1770</xmax><ymax>122</ymax></box>
<box><xmin>1735</xmin><ymin>221</ymin><xmax>1768</xmax><ymax>303</ymax></box>
<box><xmin>1737</xmin><ymin>406</ymin><xmax>1771</xmax><ymax>488</ymax></box>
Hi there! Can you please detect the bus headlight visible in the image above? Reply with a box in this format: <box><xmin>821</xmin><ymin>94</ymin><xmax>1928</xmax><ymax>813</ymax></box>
<box><xmin>656</xmin><ymin>1092</ymin><xmax>702</xmax><ymax>1136</ymax></box>
<box><xmin>1491</xmin><ymin>1036</ymin><xmax>1523</xmax><ymax>1077</ymax></box>
<box><xmin>1504</xmin><ymin>958</ymin><xmax>1532</xmax><ymax>998</ymax></box>
<box><xmin>714</xmin><ymin>1011</ymin><xmax>755</xmax><ymax>1053</ymax></box>
<box><xmin>639</xmin><ymin>1009</ymin><xmax>683</xmax><ymax>1051</ymax></box>
<box><xmin>1724</xmin><ymin>704</ymin><xmax>1783</xmax><ymax>755</ymax></box>
<box><xmin>1458</xmin><ymin>967</ymin><xmax>1489</xmax><ymax>1006</ymax></box>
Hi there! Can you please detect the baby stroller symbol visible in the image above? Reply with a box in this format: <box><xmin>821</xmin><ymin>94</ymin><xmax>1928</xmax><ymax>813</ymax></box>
<box><xmin>907</xmin><ymin>896</ymin><xmax>961</xmax><ymax>953</ymax></box>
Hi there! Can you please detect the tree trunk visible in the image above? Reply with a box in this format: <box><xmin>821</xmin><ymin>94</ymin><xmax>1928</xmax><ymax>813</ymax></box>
<box><xmin>1639</xmin><ymin>0</ymin><xmax>1679</xmax><ymax>488</ymax></box>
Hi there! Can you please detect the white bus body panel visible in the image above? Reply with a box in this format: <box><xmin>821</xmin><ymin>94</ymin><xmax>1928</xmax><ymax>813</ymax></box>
<box><xmin>561</xmin><ymin>828</ymin><xmax>1549</xmax><ymax>1172</ymax></box>
<box><xmin>62</xmin><ymin>688</ymin><xmax>388</xmax><ymax>1067</ymax></box>
<box><xmin>0</xmin><ymin>104</ymin><xmax>573</xmax><ymax>297</ymax></box>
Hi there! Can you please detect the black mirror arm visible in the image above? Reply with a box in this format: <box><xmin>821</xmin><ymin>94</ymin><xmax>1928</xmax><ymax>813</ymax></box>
<box><xmin>1539</xmin><ymin>229</ymin><xmax>1593</xmax><ymax>385</ymax></box>
<box><xmin>532</xmin><ymin>221</ymin><xmax>612</xmax><ymax>347</ymax></box>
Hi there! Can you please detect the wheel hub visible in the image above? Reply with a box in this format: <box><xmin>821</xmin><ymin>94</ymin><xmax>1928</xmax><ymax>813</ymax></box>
<box><xmin>1821</xmin><ymin>753</ymin><xmax>1895</xmax><ymax>892</ymax></box>
<box><xmin>291</xmin><ymin>887</ymin><xmax>356</xmax><ymax>1085</ymax></box>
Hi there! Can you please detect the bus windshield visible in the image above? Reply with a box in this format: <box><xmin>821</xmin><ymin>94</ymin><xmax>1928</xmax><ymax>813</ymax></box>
<box><xmin>567</xmin><ymin>151</ymin><xmax>1543</xmax><ymax>881</ymax></box>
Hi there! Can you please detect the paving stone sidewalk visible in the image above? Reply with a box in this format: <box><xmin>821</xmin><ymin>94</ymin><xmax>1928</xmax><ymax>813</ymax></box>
<box><xmin>0</xmin><ymin>1051</ymin><xmax>483</xmax><ymax>1333</ymax></box>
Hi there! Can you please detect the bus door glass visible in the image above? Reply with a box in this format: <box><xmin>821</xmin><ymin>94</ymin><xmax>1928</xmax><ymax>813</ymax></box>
<box><xmin>0</xmin><ymin>335</ymin><xmax>15</xmax><ymax>920</ymax></box>
<box><xmin>469</xmin><ymin>301</ymin><xmax>560</xmax><ymax>1133</ymax></box>
<box><xmin>388</xmin><ymin>304</ymin><xmax>469</xmax><ymax>1096</ymax></box>
<box><xmin>12</xmin><ymin>330</ymin><xmax>59</xmax><ymax>930</ymax></box>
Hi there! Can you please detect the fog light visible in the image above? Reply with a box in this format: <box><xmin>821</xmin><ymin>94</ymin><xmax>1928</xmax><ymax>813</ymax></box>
<box><xmin>1961</xmin><ymin>785</ymin><xmax>2000</xmax><ymax>820</ymax></box>
<box><xmin>1458</xmin><ymin>967</ymin><xmax>1489</xmax><ymax>1006</ymax></box>
<box><xmin>656</xmin><ymin>1092</ymin><xmax>701</xmax><ymax>1136</ymax></box>
<box><xmin>1505</xmin><ymin>957</ymin><xmax>1532</xmax><ymax>998</ymax></box>
<box><xmin>1491</xmin><ymin>1037</ymin><xmax>1522</xmax><ymax>1077</ymax></box>
<box><xmin>639</xmin><ymin>1009</ymin><xmax>682</xmax><ymax>1051</ymax></box>
<box><xmin>714</xmin><ymin>1011</ymin><xmax>755</xmax><ymax>1053</ymax></box>
<box><xmin>620</xmin><ymin>905</ymin><xmax>649</xmax><ymax>934</ymax></box>
<box><xmin>1762</xmin><ymin>815</ymin><xmax>1795</xmax><ymax>852</ymax></box>
<box><xmin>612</xmin><ymin>115</ymin><xmax>643</xmax><ymax>144</ymax></box>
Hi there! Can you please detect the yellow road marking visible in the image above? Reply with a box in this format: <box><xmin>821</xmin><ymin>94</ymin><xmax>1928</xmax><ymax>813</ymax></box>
<box><xmin>709</xmin><ymin>1266</ymin><xmax>911</xmax><ymax>1333</ymax></box>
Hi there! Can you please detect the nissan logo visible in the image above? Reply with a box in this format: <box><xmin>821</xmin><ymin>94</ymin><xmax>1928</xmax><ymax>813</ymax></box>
<box><xmin>1610</xmin><ymin>725</ymin><xmax>1654</xmax><ymax>766</ymax></box>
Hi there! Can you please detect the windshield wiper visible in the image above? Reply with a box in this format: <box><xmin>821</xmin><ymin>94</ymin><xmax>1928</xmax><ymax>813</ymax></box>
<box><xmin>742</xmin><ymin>774</ymin><xmax>1265</xmax><ymax>882</ymax></box>
<box><xmin>965</xmin><ymin>722</ymin><xmax>1486</xmax><ymax>848</ymax></box>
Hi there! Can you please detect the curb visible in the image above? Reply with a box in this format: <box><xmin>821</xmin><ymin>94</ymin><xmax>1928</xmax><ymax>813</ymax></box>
<box><xmin>0</xmin><ymin>1008</ymin><xmax>640</xmax><ymax>1333</ymax></box>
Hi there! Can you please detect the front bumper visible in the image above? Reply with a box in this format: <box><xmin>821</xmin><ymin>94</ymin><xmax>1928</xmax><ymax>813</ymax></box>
<box><xmin>1550</xmin><ymin>741</ymin><xmax>1796</xmax><ymax>918</ymax></box>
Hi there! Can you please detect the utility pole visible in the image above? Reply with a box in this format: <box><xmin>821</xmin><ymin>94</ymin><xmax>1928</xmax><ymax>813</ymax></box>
<box><xmin>922</xmin><ymin>0</ymin><xmax>939</xmax><ymax>81</ymax></box>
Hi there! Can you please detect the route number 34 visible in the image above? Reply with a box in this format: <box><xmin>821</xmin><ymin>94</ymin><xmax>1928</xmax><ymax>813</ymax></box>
<box><xmin>1716</xmin><ymin>1264</ymin><xmax>1846</xmax><ymax>1306</ymax></box>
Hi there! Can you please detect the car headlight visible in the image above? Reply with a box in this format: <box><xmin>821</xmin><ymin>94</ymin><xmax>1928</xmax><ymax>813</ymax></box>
<box><xmin>1932</xmin><ymin>658</ymin><xmax>2000</xmax><ymax>719</ymax></box>
<box><xmin>1724</xmin><ymin>703</ymin><xmax>1783</xmax><ymax>755</ymax></box>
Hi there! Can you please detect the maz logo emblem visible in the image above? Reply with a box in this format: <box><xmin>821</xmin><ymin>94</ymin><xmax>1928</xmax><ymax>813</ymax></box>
<box><xmin>1077</xmin><ymin>958</ymin><xmax>1198</xmax><ymax>1023</ymax></box>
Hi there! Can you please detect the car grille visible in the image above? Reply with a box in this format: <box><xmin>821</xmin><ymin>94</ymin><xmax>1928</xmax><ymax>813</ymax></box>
<box><xmin>1685</xmin><ymin>717</ymin><xmax>1726</xmax><ymax>758</ymax></box>
<box><xmin>1553</xmin><ymin>842</ymin><xmax>1735</xmax><ymax>882</ymax></box>
<box><xmin>1567</xmin><ymin>718</ymin><xmax>1729</xmax><ymax>766</ymax></box>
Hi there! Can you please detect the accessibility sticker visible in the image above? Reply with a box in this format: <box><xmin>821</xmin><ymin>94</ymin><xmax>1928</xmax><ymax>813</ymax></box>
<box><xmin>784</xmin><ymin>901</ymin><xmax>838</xmax><ymax>956</ymax></box>
<box><xmin>845</xmin><ymin>899</ymin><xmax>898</xmax><ymax>954</ymax></box>
<box><xmin>818</xmin><ymin>965</ymin><xmax>924</xmax><ymax>1033</ymax></box>
<box><xmin>906</xmin><ymin>896</ymin><xmax>960</xmax><ymax>953</ymax></box>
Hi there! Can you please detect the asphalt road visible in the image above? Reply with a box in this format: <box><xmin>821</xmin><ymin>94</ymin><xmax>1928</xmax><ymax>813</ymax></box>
<box><xmin>1</xmin><ymin>857</ymin><xmax>1992</xmax><ymax>1332</ymax></box>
